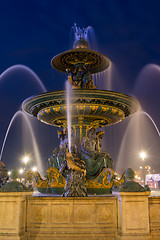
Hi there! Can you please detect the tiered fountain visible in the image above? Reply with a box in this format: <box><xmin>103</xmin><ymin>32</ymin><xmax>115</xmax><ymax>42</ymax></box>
<box><xmin>22</xmin><ymin>24</ymin><xmax>140</xmax><ymax>196</ymax></box>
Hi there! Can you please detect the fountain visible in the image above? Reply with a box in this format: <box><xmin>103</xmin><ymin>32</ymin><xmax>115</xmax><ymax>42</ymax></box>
<box><xmin>2</xmin><ymin>24</ymin><xmax>160</xmax><ymax>240</ymax></box>
<box><xmin>22</xmin><ymin>24</ymin><xmax>140</xmax><ymax>196</ymax></box>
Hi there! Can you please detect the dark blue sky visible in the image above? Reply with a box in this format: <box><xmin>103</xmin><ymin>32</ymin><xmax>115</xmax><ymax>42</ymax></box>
<box><xmin>0</xmin><ymin>0</ymin><xmax>160</xmax><ymax>172</ymax></box>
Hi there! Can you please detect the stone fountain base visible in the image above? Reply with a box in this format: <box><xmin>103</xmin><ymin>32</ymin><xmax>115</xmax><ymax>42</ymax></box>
<box><xmin>27</xmin><ymin>195</ymin><xmax>117</xmax><ymax>240</ymax></box>
<box><xmin>0</xmin><ymin>191</ymin><xmax>160</xmax><ymax>240</ymax></box>
<box><xmin>0</xmin><ymin>192</ymin><xmax>32</xmax><ymax>240</ymax></box>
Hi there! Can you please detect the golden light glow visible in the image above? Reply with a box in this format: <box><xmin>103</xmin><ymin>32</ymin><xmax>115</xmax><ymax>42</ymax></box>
<box><xmin>140</xmin><ymin>151</ymin><xmax>147</xmax><ymax>160</ymax></box>
<box><xmin>32</xmin><ymin>167</ymin><xmax>37</xmax><ymax>172</ymax></box>
<box><xmin>23</xmin><ymin>156</ymin><xmax>29</xmax><ymax>164</ymax></box>
<box><xmin>19</xmin><ymin>169</ymin><xmax>24</xmax><ymax>174</ymax></box>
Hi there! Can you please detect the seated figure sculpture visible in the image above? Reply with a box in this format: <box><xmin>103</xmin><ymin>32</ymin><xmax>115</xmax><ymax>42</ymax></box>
<box><xmin>48</xmin><ymin>129</ymin><xmax>77</xmax><ymax>178</ymax></box>
<box><xmin>48</xmin><ymin>127</ymin><xmax>113</xmax><ymax>183</ymax></box>
<box><xmin>81</xmin><ymin>127</ymin><xmax>113</xmax><ymax>180</ymax></box>
<box><xmin>48</xmin><ymin>130</ymin><xmax>67</xmax><ymax>170</ymax></box>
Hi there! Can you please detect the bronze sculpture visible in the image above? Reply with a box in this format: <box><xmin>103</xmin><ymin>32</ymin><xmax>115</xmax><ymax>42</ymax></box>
<box><xmin>60</xmin><ymin>151</ymin><xmax>87</xmax><ymax>197</ymax></box>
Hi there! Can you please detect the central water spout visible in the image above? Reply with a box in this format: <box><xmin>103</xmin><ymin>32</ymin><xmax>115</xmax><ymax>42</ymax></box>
<box><xmin>66</xmin><ymin>79</ymin><xmax>72</xmax><ymax>153</ymax></box>
<box><xmin>73</xmin><ymin>23</ymin><xmax>89</xmax><ymax>49</ymax></box>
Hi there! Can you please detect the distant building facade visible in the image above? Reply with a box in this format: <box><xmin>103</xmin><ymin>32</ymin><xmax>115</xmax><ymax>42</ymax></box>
<box><xmin>146</xmin><ymin>174</ymin><xmax>160</xmax><ymax>188</ymax></box>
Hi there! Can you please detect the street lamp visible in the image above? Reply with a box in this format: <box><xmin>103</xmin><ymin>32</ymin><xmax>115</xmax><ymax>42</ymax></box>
<box><xmin>32</xmin><ymin>167</ymin><xmax>37</xmax><ymax>172</ymax></box>
<box><xmin>19</xmin><ymin>168</ymin><xmax>24</xmax><ymax>174</ymax></box>
<box><xmin>140</xmin><ymin>151</ymin><xmax>147</xmax><ymax>161</ymax></box>
<box><xmin>23</xmin><ymin>156</ymin><xmax>29</xmax><ymax>165</ymax></box>
<box><xmin>140</xmin><ymin>151</ymin><xmax>147</xmax><ymax>186</ymax></box>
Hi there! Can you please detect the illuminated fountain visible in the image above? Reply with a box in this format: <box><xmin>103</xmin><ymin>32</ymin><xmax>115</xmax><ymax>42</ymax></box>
<box><xmin>22</xmin><ymin>24</ymin><xmax>140</xmax><ymax>196</ymax></box>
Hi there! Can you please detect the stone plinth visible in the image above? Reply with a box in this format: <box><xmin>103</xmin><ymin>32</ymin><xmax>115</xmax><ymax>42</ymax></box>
<box><xmin>149</xmin><ymin>197</ymin><xmax>160</xmax><ymax>239</ymax></box>
<box><xmin>0</xmin><ymin>192</ymin><xmax>32</xmax><ymax>240</ymax></box>
<box><xmin>27</xmin><ymin>196</ymin><xmax>117</xmax><ymax>240</ymax></box>
<box><xmin>113</xmin><ymin>191</ymin><xmax>150</xmax><ymax>240</ymax></box>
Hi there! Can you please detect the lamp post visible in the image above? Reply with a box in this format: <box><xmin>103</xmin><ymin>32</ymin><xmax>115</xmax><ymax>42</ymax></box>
<box><xmin>8</xmin><ymin>171</ymin><xmax>11</xmax><ymax>181</ymax></box>
<box><xmin>140</xmin><ymin>151</ymin><xmax>147</xmax><ymax>186</ymax></box>
<box><xmin>22</xmin><ymin>156</ymin><xmax>30</xmax><ymax>185</ymax></box>
<box><xmin>31</xmin><ymin>167</ymin><xmax>37</xmax><ymax>189</ymax></box>
<box><xmin>19</xmin><ymin>168</ymin><xmax>24</xmax><ymax>183</ymax></box>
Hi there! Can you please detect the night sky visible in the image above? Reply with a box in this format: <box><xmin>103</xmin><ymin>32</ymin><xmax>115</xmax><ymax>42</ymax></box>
<box><xmin>0</xmin><ymin>0</ymin><xmax>160</xmax><ymax>174</ymax></box>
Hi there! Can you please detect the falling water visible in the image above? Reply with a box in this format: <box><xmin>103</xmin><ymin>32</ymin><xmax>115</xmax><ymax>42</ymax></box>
<box><xmin>105</xmin><ymin>64</ymin><xmax>112</xmax><ymax>91</ymax></box>
<box><xmin>92</xmin><ymin>62</ymin><xmax>126</xmax><ymax>92</ymax></box>
<box><xmin>115</xmin><ymin>109</ymin><xmax>160</xmax><ymax>174</ymax></box>
<box><xmin>66</xmin><ymin>81</ymin><xmax>72</xmax><ymax>153</ymax></box>
<box><xmin>0</xmin><ymin>64</ymin><xmax>47</xmax><ymax>92</ymax></box>
<box><xmin>142</xmin><ymin>111</ymin><xmax>160</xmax><ymax>137</ymax></box>
<box><xmin>92</xmin><ymin>67</ymin><xmax>112</xmax><ymax>90</ymax></box>
<box><xmin>133</xmin><ymin>63</ymin><xmax>160</xmax><ymax>128</ymax></box>
<box><xmin>0</xmin><ymin>64</ymin><xmax>49</xmax><ymax>173</ymax></box>
<box><xmin>113</xmin><ymin>63</ymin><xmax>160</xmax><ymax>174</ymax></box>
<box><xmin>133</xmin><ymin>64</ymin><xmax>160</xmax><ymax>91</ymax></box>
<box><xmin>85</xmin><ymin>25</ymin><xmax>98</xmax><ymax>50</ymax></box>
<box><xmin>0</xmin><ymin>110</ymin><xmax>43</xmax><ymax>173</ymax></box>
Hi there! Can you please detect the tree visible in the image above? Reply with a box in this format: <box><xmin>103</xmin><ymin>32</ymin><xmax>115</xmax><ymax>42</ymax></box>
<box><xmin>10</xmin><ymin>168</ymin><xmax>19</xmax><ymax>181</ymax></box>
<box><xmin>26</xmin><ymin>170</ymin><xmax>33</xmax><ymax>183</ymax></box>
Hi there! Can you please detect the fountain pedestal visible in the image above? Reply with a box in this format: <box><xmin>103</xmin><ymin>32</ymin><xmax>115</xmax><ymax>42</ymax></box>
<box><xmin>113</xmin><ymin>191</ymin><xmax>150</xmax><ymax>240</ymax></box>
<box><xmin>0</xmin><ymin>192</ymin><xmax>32</xmax><ymax>240</ymax></box>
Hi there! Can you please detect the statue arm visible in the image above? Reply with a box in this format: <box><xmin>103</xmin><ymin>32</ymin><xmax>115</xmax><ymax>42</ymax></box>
<box><xmin>74</xmin><ymin>160</ymin><xmax>86</xmax><ymax>170</ymax></box>
<box><xmin>59</xmin><ymin>160</ymin><xmax>67</xmax><ymax>175</ymax></box>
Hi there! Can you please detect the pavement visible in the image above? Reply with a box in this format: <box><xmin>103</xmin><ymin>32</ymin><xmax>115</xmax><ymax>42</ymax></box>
<box><xmin>150</xmin><ymin>189</ymin><xmax>160</xmax><ymax>196</ymax></box>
